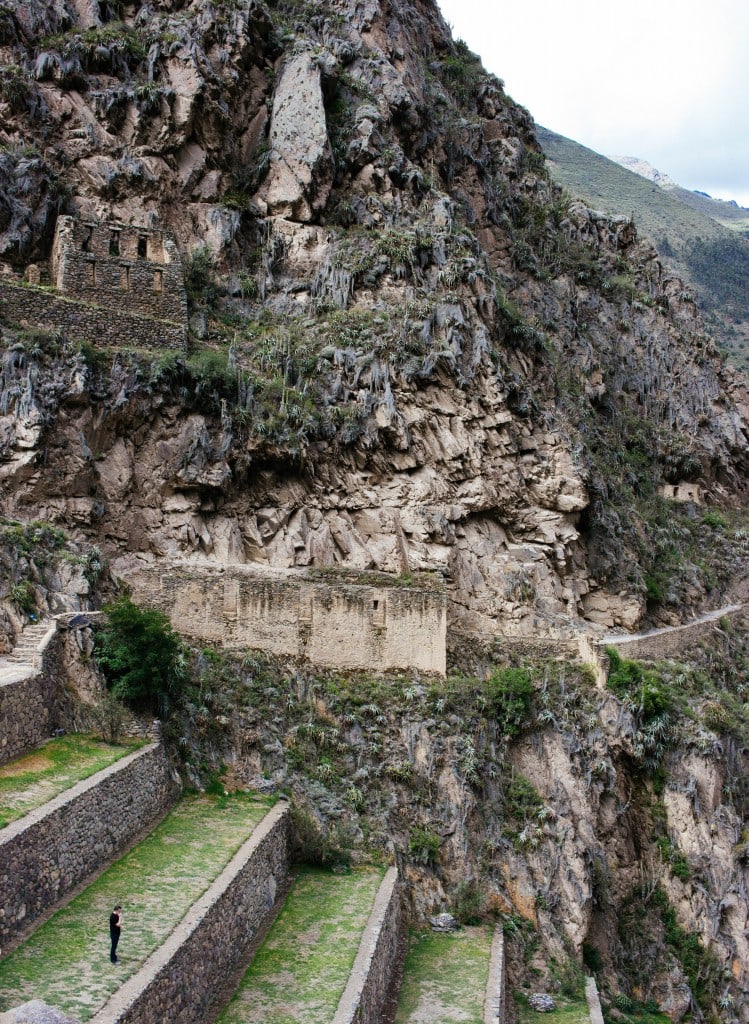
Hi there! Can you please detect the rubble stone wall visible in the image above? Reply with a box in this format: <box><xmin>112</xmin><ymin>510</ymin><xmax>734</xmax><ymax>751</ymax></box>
<box><xmin>126</xmin><ymin>565</ymin><xmax>447</xmax><ymax>675</ymax></box>
<box><xmin>50</xmin><ymin>216</ymin><xmax>187</xmax><ymax>325</ymax></box>
<box><xmin>602</xmin><ymin>605</ymin><xmax>747</xmax><ymax>661</ymax></box>
<box><xmin>0</xmin><ymin>742</ymin><xmax>179</xmax><ymax>949</ymax></box>
<box><xmin>91</xmin><ymin>803</ymin><xmax>292</xmax><ymax>1024</ymax></box>
<box><xmin>332</xmin><ymin>867</ymin><xmax>403</xmax><ymax>1024</ymax></box>
<box><xmin>0</xmin><ymin>279</ymin><xmax>187</xmax><ymax>349</ymax></box>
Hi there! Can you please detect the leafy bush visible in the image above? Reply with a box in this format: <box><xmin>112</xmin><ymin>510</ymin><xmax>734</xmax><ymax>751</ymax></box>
<box><xmin>94</xmin><ymin>597</ymin><xmax>185</xmax><ymax>717</ymax></box>
<box><xmin>451</xmin><ymin>879</ymin><xmax>484</xmax><ymax>924</ymax></box>
<box><xmin>606</xmin><ymin>648</ymin><xmax>672</xmax><ymax>722</ymax></box>
<box><xmin>185</xmin><ymin>245</ymin><xmax>217</xmax><ymax>305</ymax></box>
<box><xmin>486</xmin><ymin>667</ymin><xmax>533</xmax><ymax>738</ymax></box>
<box><xmin>292</xmin><ymin>804</ymin><xmax>351</xmax><ymax>868</ymax></box>
<box><xmin>9</xmin><ymin>580</ymin><xmax>36</xmax><ymax>616</ymax></box>
<box><xmin>409</xmin><ymin>825</ymin><xmax>442</xmax><ymax>865</ymax></box>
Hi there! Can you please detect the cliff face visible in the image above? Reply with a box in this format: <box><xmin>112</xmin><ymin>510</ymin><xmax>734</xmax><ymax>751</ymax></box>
<box><xmin>0</xmin><ymin>0</ymin><xmax>747</xmax><ymax>637</ymax></box>
<box><xmin>1</xmin><ymin>0</ymin><xmax>749</xmax><ymax>1017</ymax></box>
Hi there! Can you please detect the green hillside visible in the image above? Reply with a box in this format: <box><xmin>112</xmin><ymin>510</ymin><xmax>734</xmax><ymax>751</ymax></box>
<box><xmin>537</xmin><ymin>127</ymin><xmax>749</xmax><ymax>370</ymax></box>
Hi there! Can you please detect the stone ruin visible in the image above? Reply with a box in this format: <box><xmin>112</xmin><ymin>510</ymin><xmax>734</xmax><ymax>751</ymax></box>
<box><xmin>50</xmin><ymin>216</ymin><xmax>187</xmax><ymax>328</ymax></box>
<box><xmin>0</xmin><ymin>215</ymin><xmax>188</xmax><ymax>349</ymax></box>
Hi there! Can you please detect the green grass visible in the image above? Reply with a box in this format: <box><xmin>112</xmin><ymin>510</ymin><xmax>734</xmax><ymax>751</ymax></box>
<box><xmin>216</xmin><ymin>865</ymin><xmax>384</xmax><ymax>1024</ymax></box>
<box><xmin>515</xmin><ymin>995</ymin><xmax>591</xmax><ymax>1023</ymax></box>
<box><xmin>0</xmin><ymin>735</ymin><xmax>143</xmax><ymax>828</ymax></box>
<box><xmin>394</xmin><ymin>927</ymin><xmax>493</xmax><ymax>1024</ymax></box>
<box><xmin>0</xmin><ymin>793</ymin><xmax>272</xmax><ymax>1020</ymax></box>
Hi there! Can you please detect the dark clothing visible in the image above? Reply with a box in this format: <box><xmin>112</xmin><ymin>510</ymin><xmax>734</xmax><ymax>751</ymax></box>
<box><xmin>109</xmin><ymin>911</ymin><xmax>121</xmax><ymax>963</ymax></box>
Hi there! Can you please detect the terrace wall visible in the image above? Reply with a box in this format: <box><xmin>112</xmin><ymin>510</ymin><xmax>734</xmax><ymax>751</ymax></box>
<box><xmin>0</xmin><ymin>742</ymin><xmax>179</xmax><ymax>949</ymax></box>
<box><xmin>332</xmin><ymin>867</ymin><xmax>403</xmax><ymax>1024</ymax></box>
<box><xmin>91</xmin><ymin>802</ymin><xmax>292</xmax><ymax>1024</ymax></box>
<box><xmin>0</xmin><ymin>625</ymin><xmax>61</xmax><ymax>766</ymax></box>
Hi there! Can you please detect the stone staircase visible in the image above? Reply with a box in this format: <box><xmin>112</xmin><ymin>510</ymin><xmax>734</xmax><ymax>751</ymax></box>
<box><xmin>0</xmin><ymin>619</ymin><xmax>54</xmax><ymax>680</ymax></box>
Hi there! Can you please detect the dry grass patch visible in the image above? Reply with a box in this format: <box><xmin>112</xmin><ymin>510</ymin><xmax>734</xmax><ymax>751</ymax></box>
<box><xmin>0</xmin><ymin>734</ymin><xmax>143</xmax><ymax>828</ymax></box>
<box><xmin>0</xmin><ymin>792</ymin><xmax>272</xmax><ymax>1020</ymax></box>
<box><xmin>216</xmin><ymin>865</ymin><xmax>384</xmax><ymax>1024</ymax></box>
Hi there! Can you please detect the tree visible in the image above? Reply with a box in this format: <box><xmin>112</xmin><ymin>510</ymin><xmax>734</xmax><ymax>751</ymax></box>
<box><xmin>95</xmin><ymin>597</ymin><xmax>185</xmax><ymax>717</ymax></box>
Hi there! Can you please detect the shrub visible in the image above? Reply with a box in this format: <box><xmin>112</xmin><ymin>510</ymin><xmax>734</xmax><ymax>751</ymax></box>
<box><xmin>292</xmin><ymin>805</ymin><xmax>351</xmax><ymax>868</ymax></box>
<box><xmin>452</xmin><ymin>879</ymin><xmax>484</xmax><ymax>924</ymax></box>
<box><xmin>9</xmin><ymin>580</ymin><xmax>36</xmax><ymax>616</ymax></box>
<box><xmin>185</xmin><ymin>245</ymin><xmax>217</xmax><ymax>305</ymax></box>
<box><xmin>486</xmin><ymin>667</ymin><xmax>533</xmax><ymax>738</ymax></box>
<box><xmin>409</xmin><ymin>825</ymin><xmax>442</xmax><ymax>865</ymax></box>
<box><xmin>94</xmin><ymin>596</ymin><xmax>185</xmax><ymax>717</ymax></box>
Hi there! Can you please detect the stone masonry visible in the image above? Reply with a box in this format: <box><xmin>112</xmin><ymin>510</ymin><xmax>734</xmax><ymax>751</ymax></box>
<box><xmin>0</xmin><ymin>625</ymin><xmax>65</xmax><ymax>767</ymax></box>
<box><xmin>90</xmin><ymin>802</ymin><xmax>292</xmax><ymax>1024</ymax></box>
<box><xmin>332</xmin><ymin>866</ymin><xmax>402</xmax><ymax>1024</ymax></box>
<box><xmin>125</xmin><ymin>564</ymin><xmax>447</xmax><ymax>675</ymax></box>
<box><xmin>0</xmin><ymin>281</ymin><xmax>187</xmax><ymax>350</ymax></box>
<box><xmin>0</xmin><ymin>669</ymin><xmax>56</xmax><ymax>766</ymax></box>
<box><xmin>0</xmin><ymin>742</ymin><xmax>179</xmax><ymax>949</ymax></box>
<box><xmin>51</xmin><ymin>216</ymin><xmax>187</xmax><ymax>328</ymax></box>
<box><xmin>0</xmin><ymin>214</ymin><xmax>188</xmax><ymax>349</ymax></box>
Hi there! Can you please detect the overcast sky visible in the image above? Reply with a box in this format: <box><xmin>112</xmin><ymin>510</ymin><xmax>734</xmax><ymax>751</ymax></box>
<box><xmin>436</xmin><ymin>0</ymin><xmax>749</xmax><ymax>207</ymax></box>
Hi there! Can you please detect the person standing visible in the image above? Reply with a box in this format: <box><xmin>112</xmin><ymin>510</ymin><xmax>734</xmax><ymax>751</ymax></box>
<box><xmin>109</xmin><ymin>905</ymin><xmax>122</xmax><ymax>963</ymax></box>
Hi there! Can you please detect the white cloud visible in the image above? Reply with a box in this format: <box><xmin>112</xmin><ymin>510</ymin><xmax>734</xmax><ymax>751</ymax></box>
<box><xmin>437</xmin><ymin>0</ymin><xmax>749</xmax><ymax>206</ymax></box>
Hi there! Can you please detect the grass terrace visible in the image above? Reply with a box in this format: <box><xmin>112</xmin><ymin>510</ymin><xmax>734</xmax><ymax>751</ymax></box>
<box><xmin>216</xmin><ymin>865</ymin><xmax>384</xmax><ymax>1024</ymax></box>
<box><xmin>0</xmin><ymin>734</ymin><xmax>143</xmax><ymax>828</ymax></box>
<box><xmin>0</xmin><ymin>792</ymin><xmax>273</xmax><ymax>1020</ymax></box>
<box><xmin>394</xmin><ymin>926</ymin><xmax>494</xmax><ymax>1024</ymax></box>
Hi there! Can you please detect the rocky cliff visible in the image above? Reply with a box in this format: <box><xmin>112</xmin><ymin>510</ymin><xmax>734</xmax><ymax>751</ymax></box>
<box><xmin>0</xmin><ymin>0</ymin><xmax>747</xmax><ymax>635</ymax></box>
<box><xmin>1</xmin><ymin>0</ymin><xmax>749</xmax><ymax>1019</ymax></box>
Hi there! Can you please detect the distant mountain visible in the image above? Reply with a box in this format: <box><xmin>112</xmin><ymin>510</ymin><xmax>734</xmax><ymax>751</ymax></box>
<box><xmin>538</xmin><ymin>127</ymin><xmax>749</xmax><ymax>371</ymax></box>
<box><xmin>607</xmin><ymin>155</ymin><xmax>749</xmax><ymax>234</ymax></box>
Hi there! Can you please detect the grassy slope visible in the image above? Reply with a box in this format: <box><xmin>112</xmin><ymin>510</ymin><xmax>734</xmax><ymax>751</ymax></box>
<box><xmin>0</xmin><ymin>793</ymin><xmax>272</xmax><ymax>1020</ymax></box>
<box><xmin>536</xmin><ymin>126</ymin><xmax>749</xmax><ymax>369</ymax></box>
<box><xmin>0</xmin><ymin>734</ymin><xmax>143</xmax><ymax>828</ymax></box>
<box><xmin>393</xmin><ymin>927</ymin><xmax>493</xmax><ymax>1024</ymax></box>
<box><xmin>216</xmin><ymin>866</ymin><xmax>384</xmax><ymax>1024</ymax></box>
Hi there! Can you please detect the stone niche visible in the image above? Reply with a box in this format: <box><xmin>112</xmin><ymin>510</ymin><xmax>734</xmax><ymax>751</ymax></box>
<box><xmin>50</xmin><ymin>215</ymin><xmax>188</xmax><ymax>328</ymax></box>
<box><xmin>125</xmin><ymin>564</ymin><xmax>447</xmax><ymax>676</ymax></box>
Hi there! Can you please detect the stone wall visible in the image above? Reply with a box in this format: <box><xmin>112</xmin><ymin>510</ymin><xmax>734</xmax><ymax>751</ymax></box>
<box><xmin>332</xmin><ymin>867</ymin><xmax>402</xmax><ymax>1024</ymax></box>
<box><xmin>0</xmin><ymin>742</ymin><xmax>179</xmax><ymax>949</ymax></box>
<box><xmin>601</xmin><ymin>604</ymin><xmax>746</xmax><ymax>662</ymax></box>
<box><xmin>90</xmin><ymin>802</ymin><xmax>292</xmax><ymax>1024</ymax></box>
<box><xmin>0</xmin><ymin>669</ymin><xmax>56</xmax><ymax>766</ymax></box>
<box><xmin>0</xmin><ymin>625</ymin><xmax>62</xmax><ymax>766</ymax></box>
<box><xmin>483</xmin><ymin>925</ymin><xmax>506</xmax><ymax>1024</ymax></box>
<box><xmin>126</xmin><ymin>564</ymin><xmax>447</xmax><ymax>675</ymax></box>
<box><xmin>50</xmin><ymin>216</ymin><xmax>187</xmax><ymax>326</ymax></box>
<box><xmin>0</xmin><ymin>279</ymin><xmax>187</xmax><ymax>350</ymax></box>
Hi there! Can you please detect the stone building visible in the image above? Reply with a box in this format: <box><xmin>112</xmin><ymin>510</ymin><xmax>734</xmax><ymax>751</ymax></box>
<box><xmin>51</xmin><ymin>216</ymin><xmax>188</xmax><ymax>327</ymax></box>
<box><xmin>0</xmin><ymin>215</ymin><xmax>189</xmax><ymax>348</ymax></box>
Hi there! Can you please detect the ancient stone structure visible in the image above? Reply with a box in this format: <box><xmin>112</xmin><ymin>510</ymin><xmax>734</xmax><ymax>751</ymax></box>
<box><xmin>0</xmin><ymin>216</ymin><xmax>188</xmax><ymax>350</ymax></box>
<box><xmin>89</xmin><ymin>802</ymin><xmax>292</xmax><ymax>1024</ymax></box>
<box><xmin>51</xmin><ymin>216</ymin><xmax>187</xmax><ymax>327</ymax></box>
<box><xmin>0</xmin><ymin>742</ymin><xmax>179</xmax><ymax>949</ymax></box>
<box><xmin>0</xmin><ymin>669</ymin><xmax>56</xmax><ymax>766</ymax></box>
<box><xmin>484</xmin><ymin>925</ymin><xmax>507</xmax><ymax>1024</ymax></box>
<box><xmin>602</xmin><ymin>603</ymin><xmax>746</xmax><ymax>661</ymax></box>
<box><xmin>125</xmin><ymin>564</ymin><xmax>447</xmax><ymax>675</ymax></box>
<box><xmin>332</xmin><ymin>867</ymin><xmax>402</xmax><ymax>1024</ymax></box>
<box><xmin>0</xmin><ymin>625</ymin><xmax>64</xmax><ymax>766</ymax></box>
